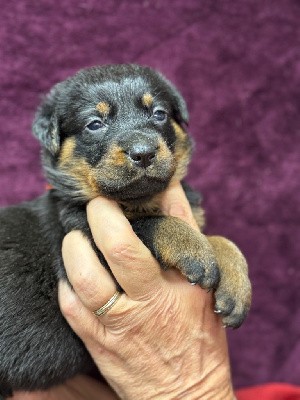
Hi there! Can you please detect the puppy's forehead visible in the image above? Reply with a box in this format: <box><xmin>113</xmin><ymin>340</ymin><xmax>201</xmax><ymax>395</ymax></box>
<box><xmin>70</xmin><ymin>76</ymin><xmax>160</xmax><ymax>108</ymax></box>
<box><xmin>95</xmin><ymin>77</ymin><xmax>153</xmax><ymax>102</ymax></box>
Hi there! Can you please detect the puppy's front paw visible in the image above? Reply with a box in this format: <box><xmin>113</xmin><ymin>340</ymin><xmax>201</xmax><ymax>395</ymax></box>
<box><xmin>169</xmin><ymin>237</ymin><xmax>220</xmax><ymax>290</ymax></box>
<box><xmin>132</xmin><ymin>216</ymin><xmax>220</xmax><ymax>291</ymax></box>
<box><xmin>208</xmin><ymin>236</ymin><xmax>251</xmax><ymax>328</ymax></box>
<box><xmin>214</xmin><ymin>282</ymin><xmax>251</xmax><ymax>329</ymax></box>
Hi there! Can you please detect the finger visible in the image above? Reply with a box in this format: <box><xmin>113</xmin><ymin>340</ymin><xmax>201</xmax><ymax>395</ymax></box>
<box><xmin>58</xmin><ymin>279</ymin><xmax>105</xmax><ymax>342</ymax></box>
<box><xmin>62</xmin><ymin>230</ymin><xmax>120</xmax><ymax>313</ymax></box>
<box><xmin>160</xmin><ymin>182</ymin><xmax>199</xmax><ymax>231</ymax></box>
<box><xmin>87</xmin><ymin>197</ymin><xmax>162</xmax><ymax>300</ymax></box>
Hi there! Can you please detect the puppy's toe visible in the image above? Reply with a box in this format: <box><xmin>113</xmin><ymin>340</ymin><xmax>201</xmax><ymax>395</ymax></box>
<box><xmin>181</xmin><ymin>257</ymin><xmax>220</xmax><ymax>290</ymax></box>
<box><xmin>214</xmin><ymin>288</ymin><xmax>251</xmax><ymax>329</ymax></box>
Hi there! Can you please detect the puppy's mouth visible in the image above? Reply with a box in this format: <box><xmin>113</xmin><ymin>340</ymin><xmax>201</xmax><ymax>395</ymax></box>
<box><xmin>95</xmin><ymin>140</ymin><xmax>176</xmax><ymax>202</ymax></box>
<box><xmin>99</xmin><ymin>169</ymin><xmax>174</xmax><ymax>203</ymax></box>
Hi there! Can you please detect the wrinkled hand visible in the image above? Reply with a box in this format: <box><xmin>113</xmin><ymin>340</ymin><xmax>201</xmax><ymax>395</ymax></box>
<box><xmin>59</xmin><ymin>183</ymin><xmax>234</xmax><ymax>399</ymax></box>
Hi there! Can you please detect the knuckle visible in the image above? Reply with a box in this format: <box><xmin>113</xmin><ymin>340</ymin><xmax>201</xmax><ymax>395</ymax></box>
<box><xmin>59</xmin><ymin>291</ymin><xmax>78</xmax><ymax>318</ymax></box>
<box><xmin>71</xmin><ymin>270</ymin><xmax>91</xmax><ymax>293</ymax></box>
<box><xmin>169</xmin><ymin>201</ymin><xmax>191</xmax><ymax>220</ymax></box>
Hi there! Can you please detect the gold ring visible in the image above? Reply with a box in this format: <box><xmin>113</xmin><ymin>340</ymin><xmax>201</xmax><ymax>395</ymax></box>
<box><xmin>93</xmin><ymin>291</ymin><xmax>122</xmax><ymax>316</ymax></box>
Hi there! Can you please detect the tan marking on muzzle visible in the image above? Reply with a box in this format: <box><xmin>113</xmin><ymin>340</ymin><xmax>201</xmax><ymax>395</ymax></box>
<box><xmin>96</xmin><ymin>101</ymin><xmax>110</xmax><ymax>115</ymax></box>
<box><xmin>142</xmin><ymin>92</ymin><xmax>153</xmax><ymax>108</ymax></box>
<box><xmin>59</xmin><ymin>137</ymin><xmax>100</xmax><ymax>199</ymax></box>
<box><xmin>170</xmin><ymin>119</ymin><xmax>192</xmax><ymax>182</ymax></box>
<box><xmin>156</xmin><ymin>138</ymin><xmax>173</xmax><ymax>162</ymax></box>
<box><xmin>59</xmin><ymin>137</ymin><xmax>76</xmax><ymax>166</ymax></box>
<box><xmin>108</xmin><ymin>144</ymin><xmax>127</xmax><ymax>166</ymax></box>
<box><xmin>96</xmin><ymin>144</ymin><xmax>132</xmax><ymax>181</ymax></box>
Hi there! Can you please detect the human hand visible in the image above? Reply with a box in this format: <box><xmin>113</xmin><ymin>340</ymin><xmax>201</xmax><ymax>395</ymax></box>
<box><xmin>58</xmin><ymin>182</ymin><xmax>234</xmax><ymax>400</ymax></box>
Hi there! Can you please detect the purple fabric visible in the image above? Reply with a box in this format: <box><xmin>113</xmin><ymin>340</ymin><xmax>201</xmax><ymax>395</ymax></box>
<box><xmin>0</xmin><ymin>0</ymin><xmax>299</xmax><ymax>389</ymax></box>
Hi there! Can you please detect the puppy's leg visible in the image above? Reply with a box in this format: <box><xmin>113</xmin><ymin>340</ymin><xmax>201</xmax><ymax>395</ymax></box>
<box><xmin>132</xmin><ymin>217</ymin><xmax>251</xmax><ymax>328</ymax></box>
<box><xmin>206</xmin><ymin>236</ymin><xmax>251</xmax><ymax>328</ymax></box>
<box><xmin>132</xmin><ymin>216</ymin><xmax>220</xmax><ymax>289</ymax></box>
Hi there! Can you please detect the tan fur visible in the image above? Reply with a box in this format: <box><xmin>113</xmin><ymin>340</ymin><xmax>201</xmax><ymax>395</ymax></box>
<box><xmin>109</xmin><ymin>144</ymin><xmax>127</xmax><ymax>166</ymax></box>
<box><xmin>156</xmin><ymin>138</ymin><xmax>174</xmax><ymax>163</ymax></box>
<box><xmin>98</xmin><ymin>144</ymin><xmax>132</xmax><ymax>181</ymax></box>
<box><xmin>170</xmin><ymin>120</ymin><xmax>192</xmax><ymax>182</ymax></box>
<box><xmin>207</xmin><ymin>236</ymin><xmax>252</xmax><ymax>317</ymax></box>
<box><xmin>152</xmin><ymin>216</ymin><xmax>217</xmax><ymax>284</ymax></box>
<box><xmin>142</xmin><ymin>92</ymin><xmax>153</xmax><ymax>108</ymax></box>
<box><xmin>96</xmin><ymin>101</ymin><xmax>110</xmax><ymax>115</ymax></box>
<box><xmin>172</xmin><ymin>120</ymin><xmax>187</xmax><ymax>141</ymax></box>
<box><xmin>72</xmin><ymin>159</ymin><xmax>99</xmax><ymax>198</ymax></box>
<box><xmin>59</xmin><ymin>137</ymin><xmax>76</xmax><ymax>166</ymax></box>
<box><xmin>59</xmin><ymin>138</ymin><xmax>100</xmax><ymax>198</ymax></box>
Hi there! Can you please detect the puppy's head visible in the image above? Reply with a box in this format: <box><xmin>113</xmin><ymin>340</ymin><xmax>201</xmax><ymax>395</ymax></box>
<box><xmin>33</xmin><ymin>64</ymin><xmax>192</xmax><ymax>204</ymax></box>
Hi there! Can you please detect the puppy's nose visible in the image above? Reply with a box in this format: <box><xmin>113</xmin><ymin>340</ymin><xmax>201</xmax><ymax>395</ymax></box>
<box><xmin>128</xmin><ymin>144</ymin><xmax>157</xmax><ymax>168</ymax></box>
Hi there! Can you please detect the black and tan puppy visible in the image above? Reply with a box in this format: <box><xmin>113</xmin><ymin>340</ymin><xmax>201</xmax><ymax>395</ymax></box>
<box><xmin>0</xmin><ymin>64</ymin><xmax>251</xmax><ymax>397</ymax></box>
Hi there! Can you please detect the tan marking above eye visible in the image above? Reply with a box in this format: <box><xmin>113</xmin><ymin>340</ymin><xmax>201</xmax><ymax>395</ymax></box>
<box><xmin>142</xmin><ymin>92</ymin><xmax>153</xmax><ymax>108</ymax></box>
<box><xmin>96</xmin><ymin>101</ymin><xmax>110</xmax><ymax>115</ymax></box>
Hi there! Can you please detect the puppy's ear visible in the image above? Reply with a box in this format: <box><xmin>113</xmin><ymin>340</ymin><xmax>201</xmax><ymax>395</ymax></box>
<box><xmin>32</xmin><ymin>83</ymin><xmax>62</xmax><ymax>155</ymax></box>
<box><xmin>159</xmin><ymin>74</ymin><xmax>189</xmax><ymax>125</ymax></box>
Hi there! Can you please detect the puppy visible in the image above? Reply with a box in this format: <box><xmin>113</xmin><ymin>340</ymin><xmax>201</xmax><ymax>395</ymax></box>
<box><xmin>0</xmin><ymin>64</ymin><xmax>251</xmax><ymax>397</ymax></box>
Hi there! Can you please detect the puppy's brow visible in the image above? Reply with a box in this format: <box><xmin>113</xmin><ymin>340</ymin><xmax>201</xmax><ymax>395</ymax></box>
<box><xmin>96</xmin><ymin>101</ymin><xmax>110</xmax><ymax>115</ymax></box>
<box><xmin>142</xmin><ymin>93</ymin><xmax>153</xmax><ymax>108</ymax></box>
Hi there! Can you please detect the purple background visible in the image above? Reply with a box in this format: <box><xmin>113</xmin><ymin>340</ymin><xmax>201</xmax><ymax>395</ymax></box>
<box><xmin>1</xmin><ymin>0</ymin><xmax>299</xmax><ymax>389</ymax></box>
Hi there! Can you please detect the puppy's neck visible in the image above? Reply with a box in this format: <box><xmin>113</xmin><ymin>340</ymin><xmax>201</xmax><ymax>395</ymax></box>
<box><xmin>119</xmin><ymin>194</ymin><xmax>164</xmax><ymax>220</ymax></box>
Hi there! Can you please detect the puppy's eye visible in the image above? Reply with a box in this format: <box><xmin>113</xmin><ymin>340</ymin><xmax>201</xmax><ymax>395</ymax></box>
<box><xmin>153</xmin><ymin>110</ymin><xmax>167</xmax><ymax>122</ymax></box>
<box><xmin>87</xmin><ymin>120</ymin><xmax>104</xmax><ymax>131</ymax></box>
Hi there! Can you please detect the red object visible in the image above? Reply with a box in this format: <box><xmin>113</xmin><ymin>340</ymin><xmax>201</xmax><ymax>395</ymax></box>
<box><xmin>236</xmin><ymin>383</ymin><xmax>300</xmax><ymax>400</ymax></box>
<box><xmin>45</xmin><ymin>183</ymin><xmax>53</xmax><ymax>190</ymax></box>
